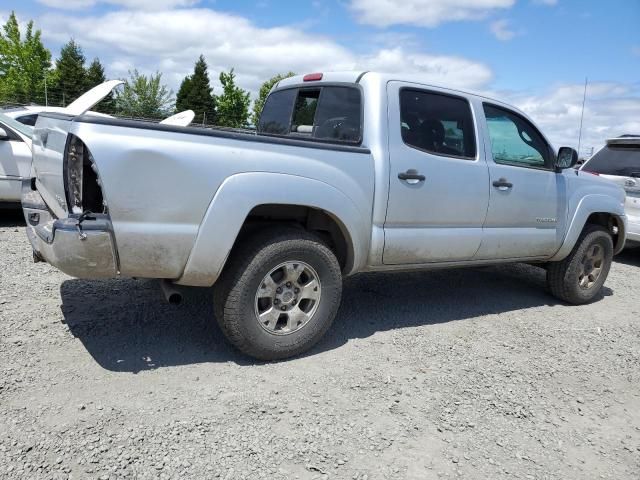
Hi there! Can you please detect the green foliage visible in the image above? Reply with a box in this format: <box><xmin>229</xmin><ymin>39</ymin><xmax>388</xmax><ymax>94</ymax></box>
<box><xmin>176</xmin><ymin>54</ymin><xmax>216</xmax><ymax>124</ymax></box>
<box><xmin>0</xmin><ymin>11</ymin><xmax>51</xmax><ymax>105</ymax></box>
<box><xmin>52</xmin><ymin>39</ymin><xmax>87</xmax><ymax>106</ymax></box>
<box><xmin>115</xmin><ymin>70</ymin><xmax>174</xmax><ymax>119</ymax></box>
<box><xmin>216</xmin><ymin>68</ymin><xmax>250</xmax><ymax>128</ymax></box>
<box><xmin>252</xmin><ymin>72</ymin><xmax>294</xmax><ymax>126</ymax></box>
<box><xmin>85</xmin><ymin>57</ymin><xmax>106</xmax><ymax>88</ymax></box>
<box><xmin>85</xmin><ymin>57</ymin><xmax>115</xmax><ymax>114</ymax></box>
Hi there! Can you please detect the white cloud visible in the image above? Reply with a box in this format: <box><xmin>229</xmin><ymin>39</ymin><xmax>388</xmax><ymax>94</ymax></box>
<box><xmin>490</xmin><ymin>19</ymin><xmax>517</xmax><ymax>41</ymax></box>
<box><xmin>532</xmin><ymin>0</ymin><xmax>558</xmax><ymax>5</ymax></box>
<box><xmin>31</xmin><ymin>5</ymin><xmax>637</xmax><ymax>153</ymax></box>
<box><xmin>37</xmin><ymin>8</ymin><xmax>493</xmax><ymax>94</ymax></box>
<box><xmin>503</xmin><ymin>82</ymin><xmax>640</xmax><ymax>153</ymax></box>
<box><xmin>37</xmin><ymin>0</ymin><xmax>198</xmax><ymax>10</ymax></box>
<box><xmin>349</xmin><ymin>0</ymin><xmax>515</xmax><ymax>28</ymax></box>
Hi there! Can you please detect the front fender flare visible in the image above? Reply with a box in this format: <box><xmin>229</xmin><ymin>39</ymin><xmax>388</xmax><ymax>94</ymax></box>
<box><xmin>549</xmin><ymin>194</ymin><xmax>626</xmax><ymax>261</ymax></box>
<box><xmin>176</xmin><ymin>172</ymin><xmax>369</xmax><ymax>286</ymax></box>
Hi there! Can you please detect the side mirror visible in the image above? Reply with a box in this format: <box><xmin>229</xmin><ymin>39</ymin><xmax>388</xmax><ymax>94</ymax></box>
<box><xmin>555</xmin><ymin>146</ymin><xmax>578</xmax><ymax>170</ymax></box>
<box><xmin>0</xmin><ymin>127</ymin><xmax>9</xmax><ymax>140</ymax></box>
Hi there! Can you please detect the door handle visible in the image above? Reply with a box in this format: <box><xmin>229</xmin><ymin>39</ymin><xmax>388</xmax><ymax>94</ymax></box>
<box><xmin>398</xmin><ymin>169</ymin><xmax>426</xmax><ymax>184</ymax></box>
<box><xmin>492</xmin><ymin>178</ymin><xmax>513</xmax><ymax>191</ymax></box>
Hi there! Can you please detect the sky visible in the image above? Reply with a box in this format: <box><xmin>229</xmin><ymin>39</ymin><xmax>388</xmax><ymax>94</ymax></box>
<box><xmin>2</xmin><ymin>0</ymin><xmax>639</xmax><ymax>154</ymax></box>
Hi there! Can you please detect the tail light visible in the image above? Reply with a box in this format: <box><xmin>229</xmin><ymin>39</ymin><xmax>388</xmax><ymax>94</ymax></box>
<box><xmin>64</xmin><ymin>134</ymin><xmax>106</xmax><ymax>215</ymax></box>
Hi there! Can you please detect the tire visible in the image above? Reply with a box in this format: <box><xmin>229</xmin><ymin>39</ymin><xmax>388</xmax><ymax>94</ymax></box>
<box><xmin>547</xmin><ymin>225</ymin><xmax>613</xmax><ymax>304</ymax></box>
<box><xmin>213</xmin><ymin>228</ymin><xmax>342</xmax><ymax>360</ymax></box>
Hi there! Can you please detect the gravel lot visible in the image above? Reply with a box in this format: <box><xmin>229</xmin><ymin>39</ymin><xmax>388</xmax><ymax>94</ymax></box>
<box><xmin>1</xmin><ymin>209</ymin><xmax>639</xmax><ymax>480</ymax></box>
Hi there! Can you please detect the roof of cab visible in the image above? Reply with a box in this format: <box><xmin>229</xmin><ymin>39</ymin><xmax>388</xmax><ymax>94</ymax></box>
<box><xmin>274</xmin><ymin>71</ymin><xmax>532</xmax><ymax>122</ymax></box>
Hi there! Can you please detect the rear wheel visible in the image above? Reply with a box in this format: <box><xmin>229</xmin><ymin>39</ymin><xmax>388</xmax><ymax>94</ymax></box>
<box><xmin>214</xmin><ymin>228</ymin><xmax>342</xmax><ymax>360</ymax></box>
<box><xmin>547</xmin><ymin>225</ymin><xmax>613</xmax><ymax>304</ymax></box>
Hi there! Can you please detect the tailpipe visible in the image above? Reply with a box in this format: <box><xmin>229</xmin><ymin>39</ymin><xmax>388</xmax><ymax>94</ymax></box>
<box><xmin>160</xmin><ymin>280</ymin><xmax>183</xmax><ymax>305</ymax></box>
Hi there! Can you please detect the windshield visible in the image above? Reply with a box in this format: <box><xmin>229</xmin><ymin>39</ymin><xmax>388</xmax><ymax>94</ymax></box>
<box><xmin>0</xmin><ymin>112</ymin><xmax>34</xmax><ymax>139</ymax></box>
<box><xmin>582</xmin><ymin>145</ymin><xmax>640</xmax><ymax>177</ymax></box>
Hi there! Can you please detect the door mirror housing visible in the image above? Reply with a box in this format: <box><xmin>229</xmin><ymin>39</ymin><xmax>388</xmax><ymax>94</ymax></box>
<box><xmin>0</xmin><ymin>127</ymin><xmax>9</xmax><ymax>140</ymax></box>
<box><xmin>555</xmin><ymin>146</ymin><xmax>578</xmax><ymax>170</ymax></box>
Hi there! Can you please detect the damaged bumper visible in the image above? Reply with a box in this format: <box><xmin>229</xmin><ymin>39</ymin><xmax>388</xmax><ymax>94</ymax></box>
<box><xmin>22</xmin><ymin>182</ymin><xmax>119</xmax><ymax>278</ymax></box>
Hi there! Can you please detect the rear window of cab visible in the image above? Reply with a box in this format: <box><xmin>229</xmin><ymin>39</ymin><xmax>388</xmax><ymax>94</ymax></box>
<box><xmin>258</xmin><ymin>86</ymin><xmax>362</xmax><ymax>144</ymax></box>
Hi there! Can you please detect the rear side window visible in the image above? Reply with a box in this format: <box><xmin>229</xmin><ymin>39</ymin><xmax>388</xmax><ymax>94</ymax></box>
<box><xmin>258</xmin><ymin>86</ymin><xmax>362</xmax><ymax>144</ymax></box>
<box><xmin>583</xmin><ymin>146</ymin><xmax>640</xmax><ymax>177</ymax></box>
<box><xmin>400</xmin><ymin>89</ymin><xmax>476</xmax><ymax>159</ymax></box>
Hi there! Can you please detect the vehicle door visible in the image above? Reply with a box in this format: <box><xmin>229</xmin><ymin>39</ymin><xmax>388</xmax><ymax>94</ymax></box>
<box><xmin>475</xmin><ymin>103</ymin><xmax>561</xmax><ymax>260</ymax></box>
<box><xmin>0</xmin><ymin>122</ymin><xmax>31</xmax><ymax>178</ymax></box>
<box><xmin>383</xmin><ymin>82</ymin><xmax>490</xmax><ymax>264</ymax></box>
<box><xmin>0</xmin><ymin>120</ymin><xmax>31</xmax><ymax>201</ymax></box>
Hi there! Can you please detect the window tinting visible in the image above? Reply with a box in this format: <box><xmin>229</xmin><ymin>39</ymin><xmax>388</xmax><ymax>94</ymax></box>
<box><xmin>582</xmin><ymin>146</ymin><xmax>640</xmax><ymax>177</ymax></box>
<box><xmin>16</xmin><ymin>114</ymin><xmax>38</xmax><ymax>126</ymax></box>
<box><xmin>258</xmin><ymin>88</ymin><xmax>296</xmax><ymax>135</ymax></box>
<box><xmin>400</xmin><ymin>89</ymin><xmax>476</xmax><ymax>158</ymax></box>
<box><xmin>483</xmin><ymin>104</ymin><xmax>551</xmax><ymax>168</ymax></box>
<box><xmin>258</xmin><ymin>86</ymin><xmax>363</xmax><ymax>144</ymax></box>
<box><xmin>313</xmin><ymin>87</ymin><xmax>362</xmax><ymax>143</ymax></box>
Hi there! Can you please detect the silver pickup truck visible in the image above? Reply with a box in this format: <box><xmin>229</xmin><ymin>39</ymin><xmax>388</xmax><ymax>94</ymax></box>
<box><xmin>23</xmin><ymin>71</ymin><xmax>627</xmax><ymax>360</ymax></box>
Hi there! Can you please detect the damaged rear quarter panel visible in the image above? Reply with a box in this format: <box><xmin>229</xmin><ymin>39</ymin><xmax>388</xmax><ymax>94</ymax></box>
<box><xmin>68</xmin><ymin>121</ymin><xmax>375</xmax><ymax>281</ymax></box>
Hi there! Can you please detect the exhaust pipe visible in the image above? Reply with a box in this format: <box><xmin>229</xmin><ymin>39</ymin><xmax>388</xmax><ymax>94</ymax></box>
<box><xmin>160</xmin><ymin>280</ymin><xmax>183</xmax><ymax>305</ymax></box>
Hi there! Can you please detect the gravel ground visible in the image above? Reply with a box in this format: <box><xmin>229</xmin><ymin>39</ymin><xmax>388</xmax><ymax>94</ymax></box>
<box><xmin>1</xmin><ymin>209</ymin><xmax>639</xmax><ymax>480</ymax></box>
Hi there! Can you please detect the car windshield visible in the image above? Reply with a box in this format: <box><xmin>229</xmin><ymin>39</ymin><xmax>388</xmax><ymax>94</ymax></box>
<box><xmin>0</xmin><ymin>112</ymin><xmax>34</xmax><ymax>138</ymax></box>
<box><xmin>582</xmin><ymin>145</ymin><xmax>640</xmax><ymax>177</ymax></box>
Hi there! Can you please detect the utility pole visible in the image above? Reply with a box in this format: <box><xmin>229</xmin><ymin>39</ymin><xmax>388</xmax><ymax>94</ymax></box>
<box><xmin>577</xmin><ymin>77</ymin><xmax>588</xmax><ymax>157</ymax></box>
<box><xmin>44</xmin><ymin>73</ymin><xmax>48</xmax><ymax>106</ymax></box>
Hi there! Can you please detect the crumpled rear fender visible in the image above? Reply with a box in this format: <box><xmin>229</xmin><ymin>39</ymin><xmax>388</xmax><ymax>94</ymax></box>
<box><xmin>176</xmin><ymin>172</ymin><xmax>369</xmax><ymax>286</ymax></box>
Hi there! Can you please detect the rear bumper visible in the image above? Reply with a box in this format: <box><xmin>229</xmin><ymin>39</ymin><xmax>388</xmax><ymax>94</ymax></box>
<box><xmin>22</xmin><ymin>182</ymin><xmax>119</xmax><ymax>278</ymax></box>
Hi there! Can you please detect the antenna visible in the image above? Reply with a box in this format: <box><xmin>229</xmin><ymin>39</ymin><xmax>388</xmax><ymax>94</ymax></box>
<box><xmin>577</xmin><ymin>77</ymin><xmax>588</xmax><ymax>157</ymax></box>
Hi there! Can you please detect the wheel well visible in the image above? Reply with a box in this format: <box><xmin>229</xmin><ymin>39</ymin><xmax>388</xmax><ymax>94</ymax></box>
<box><xmin>236</xmin><ymin>204</ymin><xmax>352</xmax><ymax>271</ymax></box>
<box><xmin>585</xmin><ymin>212</ymin><xmax>624</xmax><ymax>252</ymax></box>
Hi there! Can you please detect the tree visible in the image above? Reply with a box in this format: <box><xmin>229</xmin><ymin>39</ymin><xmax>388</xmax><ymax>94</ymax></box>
<box><xmin>115</xmin><ymin>70</ymin><xmax>174</xmax><ymax>119</ymax></box>
<box><xmin>175</xmin><ymin>54</ymin><xmax>216</xmax><ymax>124</ymax></box>
<box><xmin>215</xmin><ymin>68</ymin><xmax>250</xmax><ymax>128</ymax></box>
<box><xmin>0</xmin><ymin>12</ymin><xmax>51</xmax><ymax>105</ymax></box>
<box><xmin>85</xmin><ymin>57</ymin><xmax>115</xmax><ymax>114</ymax></box>
<box><xmin>252</xmin><ymin>72</ymin><xmax>294</xmax><ymax>126</ymax></box>
<box><xmin>52</xmin><ymin>39</ymin><xmax>87</xmax><ymax>106</ymax></box>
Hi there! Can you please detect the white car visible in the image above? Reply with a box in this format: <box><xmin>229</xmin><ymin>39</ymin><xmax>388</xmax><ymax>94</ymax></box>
<box><xmin>581</xmin><ymin>136</ymin><xmax>640</xmax><ymax>246</ymax></box>
<box><xmin>0</xmin><ymin>113</ymin><xmax>32</xmax><ymax>206</ymax></box>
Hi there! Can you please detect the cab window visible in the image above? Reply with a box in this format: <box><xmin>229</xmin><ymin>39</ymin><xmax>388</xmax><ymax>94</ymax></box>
<box><xmin>258</xmin><ymin>86</ymin><xmax>362</xmax><ymax>144</ymax></box>
<box><xmin>400</xmin><ymin>89</ymin><xmax>476</xmax><ymax>159</ymax></box>
<box><xmin>483</xmin><ymin>104</ymin><xmax>552</xmax><ymax>169</ymax></box>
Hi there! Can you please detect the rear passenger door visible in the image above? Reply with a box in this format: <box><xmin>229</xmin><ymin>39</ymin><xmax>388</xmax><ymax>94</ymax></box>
<box><xmin>383</xmin><ymin>82</ymin><xmax>490</xmax><ymax>264</ymax></box>
<box><xmin>475</xmin><ymin>103</ymin><xmax>561</xmax><ymax>260</ymax></box>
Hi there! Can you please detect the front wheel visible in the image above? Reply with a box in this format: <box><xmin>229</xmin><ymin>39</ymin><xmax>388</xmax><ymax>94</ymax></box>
<box><xmin>214</xmin><ymin>228</ymin><xmax>342</xmax><ymax>360</ymax></box>
<box><xmin>547</xmin><ymin>225</ymin><xmax>613</xmax><ymax>304</ymax></box>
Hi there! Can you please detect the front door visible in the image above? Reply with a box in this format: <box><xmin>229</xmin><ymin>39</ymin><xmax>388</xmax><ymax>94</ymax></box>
<box><xmin>475</xmin><ymin>103</ymin><xmax>562</xmax><ymax>260</ymax></box>
<box><xmin>383</xmin><ymin>82</ymin><xmax>490</xmax><ymax>264</ymax></box>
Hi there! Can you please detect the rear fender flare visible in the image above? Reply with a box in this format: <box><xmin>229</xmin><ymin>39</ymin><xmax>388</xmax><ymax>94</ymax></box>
<box><xmin>550</xmin><ymin>194</ymin><xmax>626</xmax><ymax>261</ymax></box>
<box><xmin>176</xmin><ymin>172</ymin><xmax>368</xmax><ymax>286</ymax></box>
